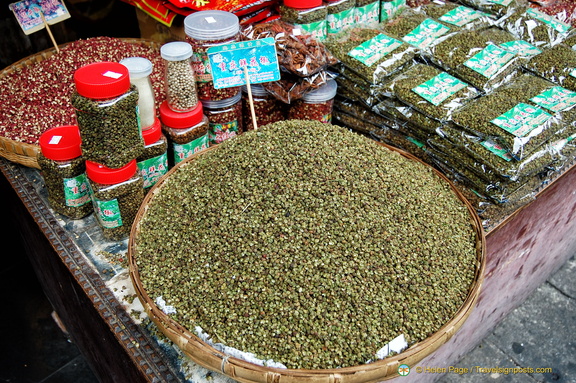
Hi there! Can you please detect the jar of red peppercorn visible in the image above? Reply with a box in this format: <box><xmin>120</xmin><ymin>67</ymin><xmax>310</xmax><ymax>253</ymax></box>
<box><xmin>71</xmin><ymin>62</ymin><xmax>144</xmax><ymax>169</ymax></box>
<box><xmin>241</xmin><ymin>84</ymin><xmax>287</xmax><ymax>130</ymax></box>
<box><xmin>288</xmin><ymin>79</ymin><xmax>337</xmax><ymax>123</ymax></box>
<box><xmin>160</xmin><ymin>100</ymin><xmax>210</xmax><ymax>166</ymax></box>
<box><xmin>38</xmin><ymin>125</ymin><xmax>92</xmax><ymax>219</ymax></box>
<box><xmin>86</xmin><ymin>159</ymin><xmax>144</xmax><ymax>240</ymax></box>
<box><xmin>184</xmin><ymin>10</ymin><xmax>241</xmax><ymax>102</ymax></box>
<box><xmin>202</xmin><ymin>92</ymin><xmax>243</xmax><ymax>145</ymax></box>
<box><xmin>136</xmin><ymin>118</ymin><xmax>169</xmax><ymax>192</ymax></box>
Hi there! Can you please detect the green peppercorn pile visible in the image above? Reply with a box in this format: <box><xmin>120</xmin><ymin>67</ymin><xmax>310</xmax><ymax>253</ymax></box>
<box><xmin>132</xmin><ymin>120</ymin><xmax>479</xmax><ymax>370</ymax></box>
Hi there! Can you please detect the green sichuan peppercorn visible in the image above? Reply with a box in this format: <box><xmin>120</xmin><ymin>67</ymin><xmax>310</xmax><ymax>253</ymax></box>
<box><xmin>523</xmin><ymin>44</ymin><xmax>576</xmax><ymax>92</ymax></box>
<box><xmin>382</xmin><ymin>8</ymin><xmax>452</xmax><ymax>49</ymax></box>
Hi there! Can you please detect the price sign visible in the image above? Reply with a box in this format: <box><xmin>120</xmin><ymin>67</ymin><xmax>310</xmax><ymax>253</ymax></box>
<box><xmin>9</xmin><ymin>0</ymin><xmax>70</xmax><ymax>35</ymax></box>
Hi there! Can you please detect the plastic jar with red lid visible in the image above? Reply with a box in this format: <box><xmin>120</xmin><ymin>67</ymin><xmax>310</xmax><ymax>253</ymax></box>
<box><xmin>86</xmin><ymin>159</ymin><xmax>144</xmax><ymax>240</ymax></box>
<box><xmin>71</xmin><ymin>61</ymin><xmax>144</xmax><ymax>169</ymax></box>
<box><xmin>38</xmin><ymin>125</ymin><xmax>92</xmax><ymax>219</ymax></box>
<box><xmin>136</xmin><ymin>118</ymin><xmax>169</xmax><ymax>192</ymax></box>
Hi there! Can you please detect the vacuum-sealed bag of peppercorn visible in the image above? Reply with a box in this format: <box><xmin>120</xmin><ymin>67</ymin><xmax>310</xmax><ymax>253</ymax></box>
<box><xmin>420</xmin><ymin>1</ymin><xmax>496</xmax><ymax>32</ymax></box>
<box><xmin>458</xmin><ymin>0</ymin><xmax>527</xmax><ymax>17</ymax></box>
<box><xmin>523</xmin><ymin>44</ymin><xmax>576</xmax><ymax>92</ymax></box>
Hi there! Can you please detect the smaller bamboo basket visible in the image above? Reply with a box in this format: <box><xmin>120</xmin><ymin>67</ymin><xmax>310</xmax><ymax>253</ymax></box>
<box><xmin>0</xmin><ymin>38</ymin><xmax>161</xmax><ymax>169</ymax></box>
<box><xmin>128</xmin><ymin>141</ymin><xmax>486</xmax><ymax>383</ymax></box>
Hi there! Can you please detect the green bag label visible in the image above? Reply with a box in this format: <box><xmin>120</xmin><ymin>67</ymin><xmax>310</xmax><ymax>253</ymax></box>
<box><xmin>348</xmin><ymin>33</ymin><xmax>403</xmax><ymax>67</ymax></box>
<box><xmin>63</xmin><ymin>173</ymin><xmax>91</xmax><ymax>207</ymax></box>
<box><xmin>295</xmin><ymin>19</ymin><xmax>327</xmax><ymax>41</ymax></box>
<box><xmin>526</xmin><ymin>8</ymin><xmax>571</xmax><ymax>34</ymax></box>
<box><xmin>94</xmin><ymin>199</ymin><xmax>123</xmax><ymax>229</ymax></box>
<box><xmin>137</xmin><ymin>153</ymin><xmax>168</xmax><ymax>188</ymax></box>
<box><xmin>174</xmin><ymin>135</ymin><xmax>209</xmax><ymax>164</ymax></box>
<box><xmin>500</xmin><ymin>40</ymin><xmax>542</xmax><ymax>58</ymax></box>
<box><xmin>491</xmin><ymin>103</ymin><xmax>552</xmax><ymax>138</ymax></box>
<box><xmin>488</xmin><ymin>0</ymin><xmax>513</xmax><ymax>6</ymax></box>
<box><xmin>412</xmin><ymin>72</ymin><xmax>468</xmax><ymax>106</ymax></box>
<box><xmin>531</xmin><ymin>86</ymin><xmax>576</xmax><ymax>113</ymax></box>
<box><xmin>463</xmin><ymin>43</ymin><xmax>515</xmax><ymax>79</ymax></box>
<box><xmin>209</xmin><ymin>120</ymin><xmax>240</xmax><ymax>145</ymax></box>
<box><xmin>380</xmin><ymin>0</ymin><xmax>406</xmax><ymax>22</ymax></box>
<box><xmin>480</xmin><ymin>140</ymin><xmax>513</xmax><ymax>161</ymax></box>
<box><xmin>402</xmin><ymin>19</ymin><xmax>450</xmax><ymax>49</ymax></box>
<box><xmin>327</xmin><ymin>8</ymin><xmax>355</xmax><ymax>34</ymax></box>
<box><xmin>439</xmin><ymin>5</ymin><xmax>487</xmax><ymax>27</ymax></box>
<box><xmin>354</xmin><ymin>1</ymin><xmax>380</xmax><ymax>26</ymax></box>
<box><xmin>406</xmin><ymin>136</ymin><xmax>425</xmax><ymax>148</ymax></box>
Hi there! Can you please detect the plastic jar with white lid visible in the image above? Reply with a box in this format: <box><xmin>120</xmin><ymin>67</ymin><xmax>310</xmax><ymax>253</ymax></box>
<box><xmin>241</xmin><ymin>84</ymin><xmax>287</xmax><ymax>130</ymax></box>
<box><xmin>288</xmin><ymin>79</ymin><xmax>338</xmax><ymax>122</ymax></box>
<box><xmin>160</xmin><ymin>41</ymin><xmax>199</xmax><ymax>113</ymax></box>
<box><xmin>136</xmin><ymin>118</ymin><xmax>169</xmax><ymax>192</ymax></box>
<box><xmin>38</xmin><ymin>125</ymin><xmax>92</xmax><ymax>219</ymax></box>
<box><xmin>280</xmin><ymin>0</ymin><xmax>328</xmax><ymax>41</ymax></box>
<box><xmin>202</xmin><ymin>92</ymin><xmax>243</xmax><ymax>145</ymax></box>
<box><xmin>120</xmin><ymin>57</ymin><xmax>158</xmax><ymax>129</ymax></box>
<box><xmin>184</xmin><ymin>10</ymin><xmax>241</xmax><ymax>102</ymax></box>
<box><xmin>160</xmin><ymin>100</ymin><xmax>210</xmax><ymax>166</ymax></box>
<box><xmin>86</xmin><ymin>159</ymin><xmax>144</xmax><ymax>240</ymax></box>
<box><xmin>71</xmin><ymin>62</ymin><xmax>144</xmax><ymax>169</ymax></box>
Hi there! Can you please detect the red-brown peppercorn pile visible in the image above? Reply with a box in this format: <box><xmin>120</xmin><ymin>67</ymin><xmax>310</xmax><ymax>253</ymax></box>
<box><xmin>0</xmin><ymin>37</ymin><xmax>165</xmax><ymax>146</ymax></box>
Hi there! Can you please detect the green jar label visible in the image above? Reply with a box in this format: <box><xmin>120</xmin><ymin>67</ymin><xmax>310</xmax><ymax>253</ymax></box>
<box><xmin>491</xmin><ymin>103</ymin><xmax>552</xmax><ymax>138</ymax></box>
<box><xmin>412</xmin><ymin>72</ymin><xmax>468</xmax><ymax>106</ymax></box>
<box><xmin>500</xmin><ymin>40</ymin><xmax>542</xmax><ymax>58</ymax></box>
<box><xmin>531</xmin><ymin>86</ymin><xmax>576</xmax><ymax>113</ymax></box>
<box><xmin>208</xmin><ymin>120</ymin><xmax>240</xmax><ymax>144</ymax></box>
<box><xmin>295</xmin><ymin>20</ymin><xmax>327</xmax><ymax>41</ymax></box>
<box><xmin>174</xmin><ymin>135</ymin><xmax>209</xmax><ymax>164</ymax></box>
<box><xmin>354</xmin><ymin>1</ymin><xmax>380</xmax><ymax>26</ymax></box>
<box><xmin>138</xmin><ymin>153</ymin><xmax>168</xmax><ymax>188</ymax></box>
<box><xmin>480</xmin><ymin>139</ymin><xmax>513</xmax><ymax>161</ymax></box>
<box><xmin>439</xmin><ymin>6</ymin><xmax>487</xmax><ymax>27</ymax></box>
<box><xmin>402</xmin><ymin>19</ymin><xmax>450</xmax><ymax>49</ymax></box>
<box><xmin>348</xmin><ymin>33</ymin><xmax>403</xmax><ymax>67</ymax></box>
<box><xmin>463</xmin><ymin>43</ymin><xmax>515</xmax><ymax>79</ymax></box>
<box><xmin>94</xmin><ymin>199</ymin><xmax>123</xmax><ymax>229</ymax></box>
<box><xmin>380</xmin><ymin>0</ymin><xmax>406</xmax><ymax>22</ymax></box>
<box><xmin>327</xmin><ymin>8</ymin><xmax>355</xmax><ymax>34</ymax></box>
<box><xmin>526</xmin><ymin>8</ymin><xmax>571</xmax><ymax>34</ymax></box>
<box><xmin>63</xmin><ymin>173</ymin><xmax>91</xmax><ymax>207</ymax></box>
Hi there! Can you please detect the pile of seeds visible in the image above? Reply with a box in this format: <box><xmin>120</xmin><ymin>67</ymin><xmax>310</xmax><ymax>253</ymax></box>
<box><xmin>133</xmin><ymin>120</ymin><xmax>479</xmax><ymax>370</ymax></box>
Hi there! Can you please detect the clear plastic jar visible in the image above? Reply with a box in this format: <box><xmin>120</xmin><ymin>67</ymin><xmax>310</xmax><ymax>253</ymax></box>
<box><xmin>288</xmin><ymin>79</ymin><xmax>337</xmax><ymax>122</ymax></box>
<box><xmin>354</xmin><ymin>0</ymin><xmax>380</xmax><ymax>27</ymax></box>
<box><xmin>184</xmin><ymin>10</ymin><xmax>241</xmax><ymax>102</ymax></box>
<box><xmin>325</xmin><ymin>0</ymin><xmax>356</xmax><ymax>35</ymax></box>
<box><xmin>38</xmin><ymin>125</ymin><xmax>92</xmax><ymax>219</ymax></box>
<box><xmin>280</xmin><ymin>0</ymin><xmax>328</xmax><ymax>41</ymax></box>
<box><xmin>160</xmin><ymin>41</ymin><xmax>199</xmax><ymax>113</ymax></box>
<box><xmin>136</xmin><ymin>118</ymin><xmax>169</xmax><ymax>192</ymax></box>
<box><xmin>71</xmin><ymin>62</ymin><xmax>144</xmax><ymax>169</ymax></box>
<box><xmin>202</xmin><ymin>92</ymin><xmax>243</xmax><ymax>145</ymax></box>
<box><xmin>241</xmin><ymin>84</ymin><xmax>287</xmax><ymax>130</ymax></box>
<box><xmin>160</xmin><ymin>100</ymin><xmax>210</xmax><ymax>166</ymax></box>
<box><xmin>120</xmin><ymin>57</ymin><xmax>157</xmax><ymax>130</ymax></box>
<box><xmin>86</xmin><ymin>159</ymin><xmax>144</xmax><ymax>240</ymax></box>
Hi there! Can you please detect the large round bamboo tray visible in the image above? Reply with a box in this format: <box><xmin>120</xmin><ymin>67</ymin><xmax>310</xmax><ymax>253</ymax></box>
<box><xmin>0</xmin><ymin>38</ymin><xmax>161</xmax><ymax>169</ymax></box>
<box><xmin>128</xmin><ymin>140</ymin><xmax>486</xmax><ymax>383</ymax></box>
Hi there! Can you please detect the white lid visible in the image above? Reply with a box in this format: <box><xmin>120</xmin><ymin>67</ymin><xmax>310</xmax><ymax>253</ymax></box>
<box><xmin>160</xmin><ymin>41</ymin><xmax>193</xmax><ymax>61</ymax></box>
<box><xmin>241</xmin><ymin>84</ymin><xmax>270</xmax><ymax>97</ymax></box>
<box><xmin>119</xmin><ymin>57</ymin><xmax>153</xmax><ymax>78</ymax></box>
<box><xmin>201</xmin><ymin>92</ymin><xmax>242</xmax><ymax>109</ymax></box>
<box><xmin>184</xmin><ymin>10</ymin><xmax>240</xmax><ymax>41</ymax></box>
<box><xmin>302</xmin><ymin>79</ymin><xmax>338</xmax><ymax>102</ymax></box>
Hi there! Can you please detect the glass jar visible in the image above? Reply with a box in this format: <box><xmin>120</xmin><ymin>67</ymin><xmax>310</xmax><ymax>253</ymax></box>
<box><xmin>184</xmin><ymin>10</ymin><xmax>241</xmax><ymax>102</ymax></box>
<box><xmin>37</xmin><ymin>125</ymin><xmax>92</xmax><ymax>219</ymax></box>
<box><xmin>241</xmin><ymin>84</ymin><xmax>287</xmax><ymax>130</ymax></box>
<box><xmin>160</xmin><ymin>41</ymin><xmax>199</xmax><ymax>113</ymax></box>
<box><xmin>280</xmin><ymin>0</ymin><xmax>328</xmax><ymax>41</ymax></box>
<box><xmin>288</xmin><ymin>79</ymin><xmax>338</xmax><ymax>122</ymax></box>
<box><xmin>86</xmin><ymin>159</ymin><xmax>144</xmax><ymax>241</ymax></box>
<box><xmin>71</xmin><ymin>62</ymin><xmax>144</xmax><ymax>169</ymax></box>
<box><xmin>202</xmin><ymin>92</ymin><xmax>243</xmax><ymax>145</ymax></box>
<box><xmin>136</xmin><ymin>118</ymin><xmax>169</xmax><ymax>192</ymax></box>
<box><xmin>160</xmin><ymin>100</ymin><xmax>210</xmax><ymax>166</ymax></box>
<box><xmin>325</xmin><ymin>0</ymin><xmax>356</xmax><ymax>36</ymax></box>
<box><xmin>120</xmin><ymin>57</ymin><xmax>157</xmax><ymax>130</ymax></box>
<box><xmin>355</xmin><ymin>0</ymin><xmax>380</xmax><ymax>27</ymax></box>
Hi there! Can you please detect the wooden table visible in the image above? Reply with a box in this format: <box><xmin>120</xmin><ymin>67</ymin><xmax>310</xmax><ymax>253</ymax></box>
<box><xmin>2</xmin><ymin>156</ymin><xmax>575</xmax><ymax>383</ymax></box>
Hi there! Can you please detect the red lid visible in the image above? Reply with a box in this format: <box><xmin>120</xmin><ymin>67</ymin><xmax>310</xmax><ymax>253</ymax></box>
<box><xmin>159</xmin><ymin>101</ymin><xmax>204</xmax><ymax>129</ymax></box>
<box><xmin>283</xmin><ymin>0</ymin><xmax>322</xmax><ymax>9</ymax></box>
<box><xmin>142</xmin><ymin>118</ymin><xmax>162</xmax><ymax>146</ymax></box>
<box><xmin>39</xmin><ymin>125</ymin><xmax>82</xmax><ymax>161</ymax></box>
<box><xmin>85</xmin><ymin>160</ymin><xmax>137</xmax><ymax>185</ymax></box>
<box><xmin>74</xmin><ymin>62</ymin><xmax>131</xmax><ymax>99</ymax></box>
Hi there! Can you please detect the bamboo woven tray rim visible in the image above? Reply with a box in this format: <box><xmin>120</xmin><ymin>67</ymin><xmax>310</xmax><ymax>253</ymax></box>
<box><xmin>0</xmin><ymin>38</ymin><xmax>161</xmax><ymax>170</ymax></box>
<box><xmin>128</xmin><ymin>141</ymin><xmax>486</xmax><ymax>383</ymax></box>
